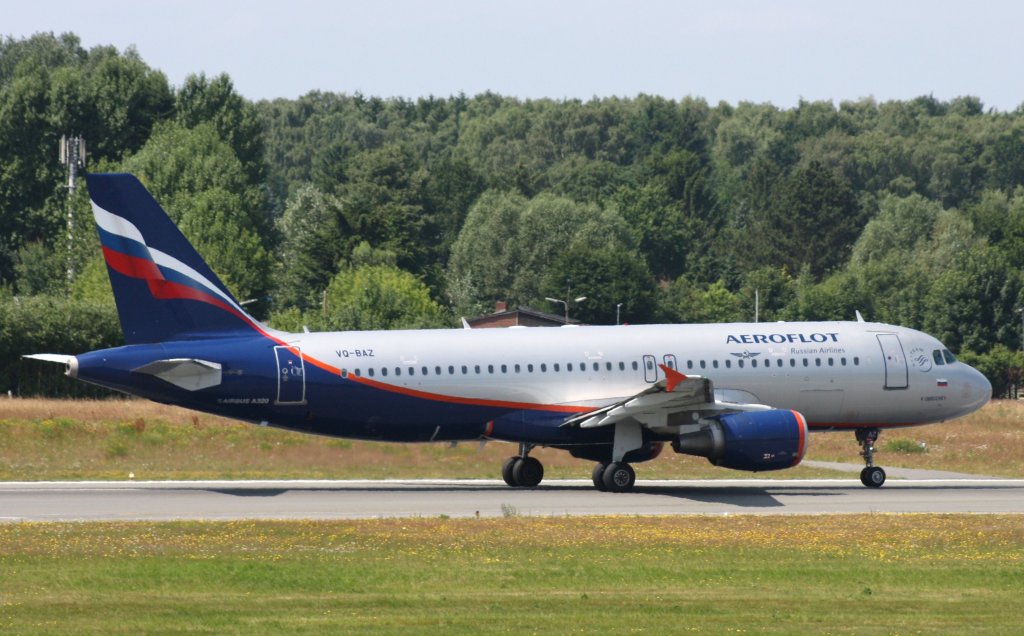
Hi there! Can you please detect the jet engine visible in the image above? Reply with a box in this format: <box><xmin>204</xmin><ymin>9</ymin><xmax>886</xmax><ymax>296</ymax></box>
<box><xmin>672</xmin><ymin>409</ymin><xmax>807</xmax><ymax>472</ymax></box>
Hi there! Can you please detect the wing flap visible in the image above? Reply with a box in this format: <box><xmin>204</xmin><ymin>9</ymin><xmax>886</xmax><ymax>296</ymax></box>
<box><xmin>565</xmin><ymin>364</ymin><xmax>770</xmax><ymax>431</ymax></box>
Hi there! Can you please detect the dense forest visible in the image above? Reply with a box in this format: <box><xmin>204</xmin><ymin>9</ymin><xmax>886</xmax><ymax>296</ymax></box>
<box><xmin>2</xmin><ymin>33</ymin><xmax>1023</xmax><ymax>395</ymax></box>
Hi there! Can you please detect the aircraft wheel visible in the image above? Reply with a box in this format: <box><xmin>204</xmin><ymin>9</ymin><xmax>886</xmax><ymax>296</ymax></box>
<box><xmin>860</xmin><ymin>466</ymin><xmax>886</xmax><ymax>488</ymax></box>
<box><xmin>513</xmin><ymin>456</ymin><xmax>544</xmax><ymax>488</ymax></box>
<box><xmin>502</xmin><ymin>457</ymin><xmax>521</xmax><ymax>487</ymax></box>
<box><xmin>602</xmin><ymin>462</ymin><xmax>636</xmax><ymax>493</ymax></box>
<box><xmin>592</xmin><ymin>462</ymin><xmax>608</xmax><ymax>491</ymax></box>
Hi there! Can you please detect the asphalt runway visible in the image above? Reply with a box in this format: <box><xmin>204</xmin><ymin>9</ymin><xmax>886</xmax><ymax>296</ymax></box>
<box><xmin>2</xmin><ymin>478</ymin><xmax>1023</xmax><ymax>521</ymax></box>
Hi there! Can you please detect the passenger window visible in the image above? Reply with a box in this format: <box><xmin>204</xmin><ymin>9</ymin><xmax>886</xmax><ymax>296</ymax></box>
<box><xmin>841</xmin><ymin>358</ymin><xmax>846</xmax><ymax>366</ymax></box>
<box><xmin>854</xmin><ymin>357</ymin><xmax>860</xmax><ymax>366</ymax></box>
<box><xmin>408</xmin><ymin>367</ymin><xmax>414</xmax><ymax>376</ymax></box>
<box><xmin>501</xmin><ymin>364</ymin><xmax>507</xmax><ymax>373</ymax></box>
<box><xmin>687</xmin><ymin>360</ymin><xmax>693</xmax><ymax>370</ymax></box>
<box><xmin>605</xmin><ymin>362</ymin><xmax>612</xmax><ymax>371</ymax></box>
<box><xmin>528</xmin><ymin>364</ymin><xmax>534</xmax><ymax>373</ymax></box>
<box><xmin>700</xmin><ymin>360</ymin><xmax>706</xmax><ymax>369</ymax></box>
<box><xmin>619</xmin><ymin>361</ymin><xmax>625</xmax><ymax>371</ymax></box>
<box><xmin>802</xmin><ymin>359</ymin><xmax>809</xmax><ymax>367</ymax></box>
<box><xmin>725</xmin><ymin>360</ymin><xmax>731</xmax><ymax>368</ymax></box>
<box><xmin>368</xmin><ymin>368</ymin><xmax>375</xmax><ymax>377</ymax></box>
<box><xmin>567</xmin><ymin>363</ymin><xmax>573</xmax><ymax>372</ymax></box>
<box><xmin>751</xmin><ymin>359</ymin><xmax>757</xmax><ymax>368</ymax></box>
<box><xmin>448</xmin><ymin>365</ymin><xmax>455</xmax><ymax>375</ymax></box>
<box><xmin>555</xmin><ymin>363</ymin><xmax>561</xmax><ymax>372</ymax></box>
<box><xmin>515</xmin><ymin>364</ymin><xmax>521</xmax><ymax>373</ymax></box>
<box><xmin>815</xmin><ymin>359</ymin><xmax>821</xmax><ymax>367</ymax></box>
<box><xmin>646</xmin><ymin>360</ymin><xmax>654</xmax><ymax>370</ymax></box>
<box><xmin>395</xmin><ymin>367</ymin><xmax>402</xmax><ymax>376</ymax></box>
<box><xmin>943</xmin><ymin>350</ymin><xmax>956</xmax><ymax>364</ymax></box>
<box><xmin>777</xmin><ymin>359</ymin><xmax>782</xmax><ymax>368</ymax></box>
<box><xmin>341</xmin><ymin>369</ymin><xmax>348</xmax><ymax>378</ymax></box>
<box><xmin>541</xmin><ymin>363</ymin><xmax>547</xmax><ymax>372</ymax></box>
<box><xmin>713</xmin><ymin>360</ymin><xmax>719</xmax><ymax>369</ymax></box>
<box><xmin>435</xmin><ymin>366</ymin><xmax>441</xmax><ymax>375</ymax></box>
<box><xmin>632</xmin><ymin>361</ymin><xmax>639</xmax><ymax>371</ymax></box>
<box><xmin>355</xmin><ymin>369</ymin><xmax>361</xmax><ymax>377</ymax></box>
<box><xmin>593</xmin><ymin>362</ymin><xmax>599</xmax><ymax>371</ymax></box>
<box><xmin>474</xmin><ymin>365</ymin><xmax>480</xmax><ymax>374</ymax></box>
<box><xmin>487</xmin><ymin>364</ymin><xmax>494</xmax><ymax>374</ymax></box>
<box><xmin>382</xmin><ymin>368</ymin><xmax>388</xmax><ymax>377</ymax></box>
<box><xmin>738</xmin><ymin>360</ymin><xmax>744</xmax><ymax>368</ymax></box>
<box><xmin>828</xmin><ymin>358</ymin><xmax>834</xmax><ymax>367</ymax></box>
<box><xmin>461</xmin><ymin>365</ymin><xmax>468</xmax><ymax>374</ymax></box>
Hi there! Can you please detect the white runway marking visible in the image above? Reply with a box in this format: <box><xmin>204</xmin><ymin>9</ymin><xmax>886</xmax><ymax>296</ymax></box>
<box><xmin>2</xmin><ymin>479</ymin><xmax>1023</xmax><ymax>521</ymax></box>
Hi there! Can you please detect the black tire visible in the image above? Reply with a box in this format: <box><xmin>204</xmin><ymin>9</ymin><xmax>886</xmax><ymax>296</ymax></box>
<box><xmin>602</xmin><ymin>462</ymin><xmax>636</xmax><ymax>493</ymax></box>
<box><xmin>861</xmin><ymin>466</ymin><xmax>886</xmax><ymax>488</ymax></box>
<box><xmin>592</xmin><ymin>462</ymin><xmax>608</xmax><ymax>491</ymax></box>
<box><xmin>513</xmin><ymin>456</ymin><xmax>544</xmax><ymax>488</ymax></box>
<box><xmin>502</xmin><ymin>457</ymin><xmax>521</xmax><ymax>487</ymax></box>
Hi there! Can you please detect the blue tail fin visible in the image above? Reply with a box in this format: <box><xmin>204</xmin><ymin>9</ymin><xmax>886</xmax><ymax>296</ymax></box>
<box><xmin>85</xmin><ymin>173</ymin><xmax>261</xmax><ymax>344</ymax></box>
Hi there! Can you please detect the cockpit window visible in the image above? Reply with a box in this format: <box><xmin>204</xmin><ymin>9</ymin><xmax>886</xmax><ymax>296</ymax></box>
<box><xmin>942</xmin><ymin>349</ymin><xmax>956</xmax><ymax>364</ymax></box>
<box><xmin>933</xmin><ymin>350</ymin><xmax>945</xmax><ymax>366</ymax></box>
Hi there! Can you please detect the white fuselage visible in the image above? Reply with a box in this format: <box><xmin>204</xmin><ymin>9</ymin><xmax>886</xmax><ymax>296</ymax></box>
<box><xmin>280</xmin><ymin>320</ymin><xmax>991</xmax><ymax>430</ymax></box>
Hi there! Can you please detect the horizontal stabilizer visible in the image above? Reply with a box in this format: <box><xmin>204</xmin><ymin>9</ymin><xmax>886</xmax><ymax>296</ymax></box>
<box><xmin>22</xmin><ymin>353</ymin><xmax>74</xmax><ymax>365</ymax></box>
<box><xmin>22</xmin><ymin>354</ymin><xmax>77</xmax><ymax>377</ymax></box>
<box><xmin>132</xmin><ymin>358</ymin><xmax>222</xmax><ymax>391</ymax></box>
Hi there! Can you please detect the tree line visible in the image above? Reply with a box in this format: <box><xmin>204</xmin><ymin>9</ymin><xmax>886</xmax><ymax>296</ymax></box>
<box><xmin>2</xmin><ymin>32</ymin><xmax>1023</xmax><ymax>396</ymax></box>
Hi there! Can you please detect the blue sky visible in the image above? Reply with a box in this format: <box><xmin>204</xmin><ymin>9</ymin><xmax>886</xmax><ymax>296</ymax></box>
<box><xmin>6</xmin><ymin>0</ymin><xmax>1023</xmax><ymax>110</ymax></box>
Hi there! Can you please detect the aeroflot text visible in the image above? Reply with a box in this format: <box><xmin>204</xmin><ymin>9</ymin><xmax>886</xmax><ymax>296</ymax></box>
<box><xmin>726</xmin><ymin>333</ymin><xmax>841</xmax><ymax>345</ymax></box>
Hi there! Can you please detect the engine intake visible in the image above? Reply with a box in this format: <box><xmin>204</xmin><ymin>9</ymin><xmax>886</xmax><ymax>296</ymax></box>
<box><xmin>672</xmin><ymin>409</ymin><xmax>807</xmax><ymax>472</ymax></box>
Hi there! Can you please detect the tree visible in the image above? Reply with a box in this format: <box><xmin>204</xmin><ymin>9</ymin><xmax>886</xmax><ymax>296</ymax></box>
<box><xmin>123</xmin><ymin>122</ymin><xmax>273</xmax><ymax>303</ymax></box>
<box><xmin>274</xmin><ymin>184</ymin><xmax>348</xmax><ymax>310</ymax></box>
<box><xmin>321</xmin><ymin>264</ymin><xmax>446</xmax><ymax>331</ymax></box>
<box><xmin>540</xmin><ymin>245</ymin><xmax>656</xmax><ymax>324</ymax></box>
<box><xmin>447</xmin><ymin>191</ymin><xmax>638</xmax><ymax>313</ymax></box>
<box><xmin>176</xmin><ymin>73</ymin><xmax>265</xmax><ymax>184</ymax></box>
<box><xmin>660</xmin><ymin>279</ymin><xmax>744</xmax><ymax>324</ymax></box>
<box><xmin>747</xmin><ymin>161</ymin><xmax>861</xmax><ymax>279</ymax></box>
<box><xmin>337</xmin><ymin>144</ymin><xmax>433</xmax><ymax>275</ymax></box>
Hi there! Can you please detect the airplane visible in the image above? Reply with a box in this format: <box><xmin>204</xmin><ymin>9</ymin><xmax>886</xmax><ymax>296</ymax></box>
<box><xmin>26</xmin><ymin>173</ymin><xmax>993</xmax><ymax>492</ymax></box>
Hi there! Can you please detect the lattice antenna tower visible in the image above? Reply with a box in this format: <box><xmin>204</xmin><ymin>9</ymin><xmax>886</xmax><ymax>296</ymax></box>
<box><xmin>59</xmin><ymin>135</ymin><xmax>87</xmax><ymax>282</ymax></box>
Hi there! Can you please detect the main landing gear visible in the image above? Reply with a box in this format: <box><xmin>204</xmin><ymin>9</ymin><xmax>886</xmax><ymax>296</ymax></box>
<box><xmin>591</xmin><ymin>461</ymin><xmax>636</xmax><ymax>493</ymax></box>
<box><xmin>502</xmin><ymin>443</ymin><xmax>544</xmax><ymax>488</ymax></box>
<box><xmin>856</xmin><ymin>428</ymin><xmax>886</xmax><ymax>488</ymax></box>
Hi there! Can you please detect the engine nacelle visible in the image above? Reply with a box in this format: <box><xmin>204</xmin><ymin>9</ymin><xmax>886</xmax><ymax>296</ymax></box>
<box><xmin>671</xmin><ymin>409</ymin><xmax>807</xmax><ymax>472</ymax></box>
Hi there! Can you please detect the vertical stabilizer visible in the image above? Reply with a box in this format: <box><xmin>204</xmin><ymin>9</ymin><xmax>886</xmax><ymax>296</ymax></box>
<box><xmin>85</xmin><ymin>173</ymin><xmax>259</xmax><ymax>344</ymax></box>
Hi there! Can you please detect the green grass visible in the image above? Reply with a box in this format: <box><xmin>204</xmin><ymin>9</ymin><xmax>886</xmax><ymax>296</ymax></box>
<box><xmin>1</xmin><ymin>515</ymin><xmax>1022</xmax><ymax>634</ymax></box>
<box><xmin>1</xmin><ymin>397</ymin><xmax>1023</xmax><ymax>481</ymax></box>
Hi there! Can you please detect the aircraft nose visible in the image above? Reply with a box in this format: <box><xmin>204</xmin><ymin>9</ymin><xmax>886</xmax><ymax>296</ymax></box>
<box><xmin>963</xmin><ymin>365</ymin><xmax>992</xmax><ymax>413</ymax></box>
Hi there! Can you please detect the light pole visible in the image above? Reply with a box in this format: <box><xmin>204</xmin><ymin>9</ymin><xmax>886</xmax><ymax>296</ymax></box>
<box><xmin>546</xmin><ymin>295</ymin><xmax>587</xmax><ymax>323</ymax></box>
<box><xmin>616</xmin><ymin>303</ymin><xmax>623</xmax><ymax>325</ymax></box>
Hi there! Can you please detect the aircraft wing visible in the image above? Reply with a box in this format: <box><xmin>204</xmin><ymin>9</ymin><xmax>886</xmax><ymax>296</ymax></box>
<box><xmin>562</xmin><ymin>364</ymin><xmax>769</xmax><ymax>431</ymax></box>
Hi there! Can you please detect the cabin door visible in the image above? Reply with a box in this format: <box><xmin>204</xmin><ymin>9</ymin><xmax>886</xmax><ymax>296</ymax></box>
<box><xmin>274</xmin><ymin>346</ymin><xmax>307</xmax><ymax>404</ymax></box>
<box><xmin>876</xmin><ymin>333</ymin><xmax>908</xmax><ymax>390</ymax></box>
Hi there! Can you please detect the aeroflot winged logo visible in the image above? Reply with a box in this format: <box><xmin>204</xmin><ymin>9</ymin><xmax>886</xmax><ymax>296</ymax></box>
<box><xmin>726</xmin><ymin>332</ymin><xmax>840</xmax><ymax>345</ymax></box>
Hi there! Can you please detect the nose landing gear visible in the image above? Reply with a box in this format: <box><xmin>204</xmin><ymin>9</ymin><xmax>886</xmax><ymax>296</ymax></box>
<box><xmin>856</xmin><ymin>428</ymin><xmax>886</xmax><ymax>488</ymax></box>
